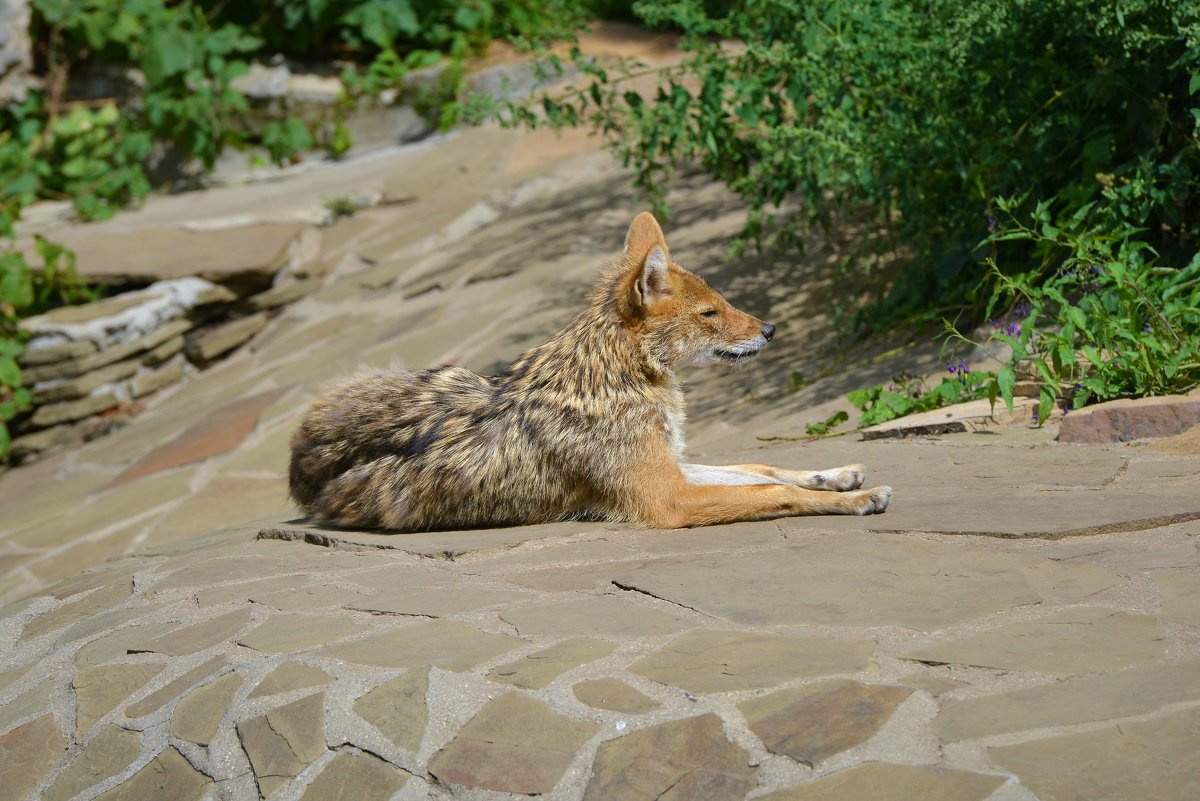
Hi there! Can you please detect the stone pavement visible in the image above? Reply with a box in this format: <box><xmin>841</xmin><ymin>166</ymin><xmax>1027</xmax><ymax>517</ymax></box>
<box><xmin>2</xmin><ymin>124</ymin><xmax>1200</xmax><ymax>801</ymax></box>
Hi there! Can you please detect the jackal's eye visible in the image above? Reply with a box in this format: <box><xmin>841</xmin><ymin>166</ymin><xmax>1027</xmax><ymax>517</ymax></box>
<box><xmin>699</xmin><ymin>309</ymin><xmax>719</xmax><ymax>318</ymax></box>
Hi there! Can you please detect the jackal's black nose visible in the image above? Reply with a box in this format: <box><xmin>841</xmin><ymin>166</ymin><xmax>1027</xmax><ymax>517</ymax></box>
<box><xmin>762</xmin><ymin>323</ymin><xmax>775</xmax><ymax>341</ymax></box>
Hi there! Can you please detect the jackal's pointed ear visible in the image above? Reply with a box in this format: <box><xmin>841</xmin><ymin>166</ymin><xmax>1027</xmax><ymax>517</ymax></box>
<box><xmin>633</xmin><ymin>245</ymin><xmax>670</xmax><ymax>308</ymax></box>
<box><xmin>623</xmin><ymin>212</ymin><xmax>669</xmax><ymax>263</ymax></box>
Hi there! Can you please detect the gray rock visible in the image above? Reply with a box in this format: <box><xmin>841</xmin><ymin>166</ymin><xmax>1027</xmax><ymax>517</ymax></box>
<box><xmin>184</xmin><ymin>312</ymin><xmax>269</xmax><ymax>363</ymax></box>
<box><xmin>1059</xmin><ymin>392</ymin><xmax>1200</xmax><ymax>443</ymax></box>
<box><xmin>0</xmin><ymin>0</ymin><xmax>33</xmax><ymax>104</ymax></box>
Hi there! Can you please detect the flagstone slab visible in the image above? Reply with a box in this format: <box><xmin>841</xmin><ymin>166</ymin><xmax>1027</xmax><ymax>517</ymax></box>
<box><xmin>757</xmin><ymin>763</ymin><xmax>1006</xmax><ymax>801</ymax></box>
<box><xmin>488</xmin><ymin>637</ymin><xmax>616</xmax><ymax>689</ymax></box>
<box><xmin>0</xmin><ymin>680</ymin><xmax>53</xmax><ymax>734</ymax></box>
<box><xmin>299</xmin><ymin>748</ymin><xmax>409</xmax><ymax>801</ymax></box>
<box><xmin>92</xmin><ymin>746</ymin><xmax>213</xmax><ymax>801</ymax></box>
<box><xmin>144</xmin><ymin>476</ymin><xmax>291</xmax><ymax>547</ymax></box>
<box><xmin>346</xmin><ymin>587</ymin><xmax>530</xmax><ymax>617</ymax></box>
<box><xmin>250</xmin><ymin>583</ymin><xmax>369</xmax><ymax>611</ymax></box>
<box><xmin>936</xmin><ymin>661</ymin><xmax>1200</xmax><ymax>741</ymax></box>
<box><xmin>901</xmin><ymin>607</ymin><xmax>1166</xmax><ymax>678</ymax></box>
<box><xmin>20</xmin><ymin>580</ymin><xmax>133</xmax><ymax>642</ymax></box>
<box><xmin>313</xmin><ymin>619</ymin><xmax>523</xmax><ymax>671</ymax></box>
<box><xmin>195</xmin><ymin>575</ymin><xmax>314</xmax><ymax>607</ymax></box>
<box><xmin>353</xmin><ymin>668</ymin><xmax>428</xmax><ymax>753</ymax></box>
<box><xmin>257</xmin><ymin>521</ymin><xmax>601</xmax><ymax>559</ymax></box>
<box><xmin>127</xmin><ymin>608</ymin><xmax>253</xmax><ymax>656</ymax></box>
<box><xmin>73</xmin><ymin>623</ymin><xmax>176</xmax><ymax>667</ymax></box>
<box><xmin>125</xmin><ymin>656</ymin><xmax>228</xmax><ymax>718</ymax></box>
<box><xmin>1153</xmin><ymin>570</ymin><xmax>1200</xmax><ymax>625</ymax></box>
<box><xmin>0</xmin><ymin>715</ymin><xmax>67</xmax><ymax>801</ymax></box>
<box><xmin>170</xmin><ymin>672</ymin><xmax>245</xmax><ymax>746</ymax></box>
<box><xmin>74</xmin><ymin>663</ymin><xmax>164</xmax><ymax>736</ymax></box>
<box><xmin>249</xmin><ymin>662</ymin><xmax>332</xmax><ymax>699</ymax></box>
<box><xmin>238</xmin><ymin>692</ymin><xmax>327</xmax><ymax>797</ymax></box>
<box><xmin>573</xmin><ymin>678</ymin><xmax>660</xmax><ymax>714</ymax></box>
<box><xmin>611</xmin><ymin>535</ymin><xmax>1058</xmax><ymax>631</ymax></box>
<box><xmin>238</xmin><ymin>614</ymin><xmax>373</xmax><ymax>653</ymax></box>
<box><xmin>739</xmin><ymin>681</ymin><xmax>914</xmax><ymax>766</ymax></box>
<box><xmin>899</xmin><ymin>674</ymin><xmax>968</xmax><ymax>697</ymax></box>
<box><xmin>499</xmin><ymin>596</ymin><xmax>694</xmax><ymax>637</ymax></box>
<box><xmin>429</xmin><ymin>693</ymin><xmax>597</xmax><ymax>795</ymax></box>
<box><xmin>112</xmin><ymin>388</ymin><xmax>288</xmax><ymax>486</ymax></box>
<box><xmin>43</xmin><ymin>724</ymin><xmax>142</xmax><ymax>801</ymax></box>
<box><xmin>582</xmin><ymin>712</ymin><xmax>756</xmax><ymax>801</ymax></box>
<box><xmin>989</xmin><ymin>705</ymin><xmax>1200</xmax><ymax>801</ymax></box>
<box><xmin>630</xmin><ymin>630</ymin><xmax>875</xmax><ymax>694</ymax></box>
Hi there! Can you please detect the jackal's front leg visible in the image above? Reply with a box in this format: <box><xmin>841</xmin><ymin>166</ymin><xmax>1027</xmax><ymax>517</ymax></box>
<box><xmin>682</xmin><ymin>462</ymin><xmax>867</xmax><ymax>491</ymax></box>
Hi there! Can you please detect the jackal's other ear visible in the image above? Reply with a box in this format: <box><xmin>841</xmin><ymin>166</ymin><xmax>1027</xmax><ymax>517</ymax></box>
<box><xmin>632</xmin><ymin>245</ymin><xmax>670</xmax><ymax>308</ymax></box>
<box><xmin>623</xmin><ymin>212</ymin><xmax>669</xmax><ymax>263</ymax></box>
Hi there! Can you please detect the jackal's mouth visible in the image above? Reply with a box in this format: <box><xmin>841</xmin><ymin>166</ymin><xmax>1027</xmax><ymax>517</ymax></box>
<box><xmin>713</xmin><ymin>345</ymin><xmax>762</xmax><ymax>364</ymax></box>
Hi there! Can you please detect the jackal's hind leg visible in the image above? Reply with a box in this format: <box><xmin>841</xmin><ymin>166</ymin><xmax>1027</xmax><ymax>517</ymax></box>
<box><xmin>715</xmin><ymin>463</ymin><xmax>867</xmax><ymax>492</ymax></box>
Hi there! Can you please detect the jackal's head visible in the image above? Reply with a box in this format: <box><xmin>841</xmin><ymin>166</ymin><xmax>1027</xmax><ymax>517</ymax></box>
<box><xmin>614</xmin><ymin>212</ymin><xmax>774</xmax><ymax>368</ymax></box>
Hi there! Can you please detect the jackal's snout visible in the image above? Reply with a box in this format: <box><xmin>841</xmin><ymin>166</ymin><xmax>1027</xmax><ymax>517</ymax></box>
<box><xmin>761</xmin><ymin>323</ymin><xmax>775</xmax><ymax>341</ymax></box>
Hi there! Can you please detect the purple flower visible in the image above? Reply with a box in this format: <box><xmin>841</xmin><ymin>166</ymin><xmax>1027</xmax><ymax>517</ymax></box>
<box><xmin>947</xmin><ymin>363</ymin><xmax>958</xmax><ymax>375</ymax></box>
<box><xmin>987</xmin><ymin>214</ymin><xmax>997</xmax><ymax>232</ymax></box>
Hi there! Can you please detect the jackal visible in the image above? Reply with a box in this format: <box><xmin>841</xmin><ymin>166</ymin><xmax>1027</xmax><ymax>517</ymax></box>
<box><xmin>289</xmin><ymin>212</ymin><xmax>891</xmax><ymax>530</ymax></box>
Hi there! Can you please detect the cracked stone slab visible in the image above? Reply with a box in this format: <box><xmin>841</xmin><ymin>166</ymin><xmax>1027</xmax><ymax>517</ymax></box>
<box><xmin>757</xmin><ymin>763</ymin><xmax>1006</xmax><ymax>801</ymax></box>
<box><xmin>488</xmin><ymin>638</ymin><xmax>616</xmax><ymax>689</ymax></box>
<box><xmin>630</xmin><ymin>630</ymin><xmax>875</xmax><ymax>694</ymax></box>
<box><xmin>573</xmin><ymin>678</ymin><xmax>660</xmax><ymax>714</ymax></box>
<box><xmin>611</xmin><ymin>535</ymin><xmax>1069</xmax><ymax>631</ymax></box>
<box><xmin>20</xmin><ymin>581</ymin><xmax>133</xmax><ymax>641</ymax></box>
<box><xmin>1152</xmin><ymin>570</ymin><xmax>1200</xmax><ymax>625</ymax></box>
<box><xmin>354</xmin><ymin>668</ymin><xmax>428</xmax><ymax>753</ymax></box>
<box><xmin>299</xmin><ymin>748</ymin><xmax>410</xmax><ymax>800</ymax></box>
<box><xmin>237</xmin><ymin>614</ymin><xmax>373</xmax><ymax>653</ymax></box>
<box><xmin>126</xmin><ymin>656</ymin><xmax>228</xmax><ymax>718</ymax></box>
<box><xmin>171</xmin><ymin>672</ymin><xmax>245</xmax><ymax>746</ymax></box>
<box><xmin>43</xmin><ymin>724</ymin><xmax>142</xmax><ymax>801</ymax></box>
<box><xmin>936</xmin><ymin>661</ymin><xmax>1200</xmax><ymax>741</ymax></box>
<box><xmin>127</xmin><ymin>608</ymin><xmax>254</xmax><ymax>656</ymax></box>
<box><xmin>249</xmin><ymin>662</ymin><xmax>332</xmax><ymax>699</ymax></box>
<box><xmin>346</xmin><ymin>587</ymin><xmax>530</xmax><ymax>617</ymax></box>
<box><xmin>0</xmin><ymin>679</ymin><xmax>53</xmax><ymax>734</ymax></box>
<box><xmin>901</xmin><ymin>607</ymin><xmax>1166</xmax><ymax>678</ymax></box>
<box><xmin>582</xmin><ymin>712</ymin><xmax>756</xmax><ymax>801</ymax></box>
<box><xmin>74</xmin><ymin>622</ymin><xmax>175</xmax><ymax>667</ymax></box>
<box><xmin>499</xmin><ymin>595</ymin><xmax>695</xmax><ymax>637</ymax></box>
<box><xmin>92</xmin><ymin>746</ymin><xmax>213</xmax><ymax>801</ymax></box>
<box><xmin>74</xmin><ymin>663</ymin><xmax>164</xmax><ymax>737</ymax></box>
<box><xmin>429</xmin><ymin>693</ymin><xmax>597</xmax><ymax>795</ymax></box>
<box><xmin>313</xmin><ymin>619</ymin><xmax>522</xmax><ymax>671</ymax></box>
<box><xmin>250</xmin><ymin>584</ymin><xmax>370</xmax><ymax>611</ymax></box>
<box><xmin>989</xmin><ymin>705</ymin><xmax>1200</xmax><ymax>801</ymax></box>
<box><xmin>257</xmin><ymin>521</ymin><xmax>601</xmax><ymax>558</ymax></box>
<box><xmin>739</xmin><ymin>680</ymin><xmax>914</xmax><ymax>765</ymax></box>
<box><xmin>238</xmin><ymin>692</ymin><xmax>327</xmax><ymax>797</ymax></box>
<box><xmin>0</xmin><ymin>715</ymin><xmax>66</xmax><ymax>801</ymax></box>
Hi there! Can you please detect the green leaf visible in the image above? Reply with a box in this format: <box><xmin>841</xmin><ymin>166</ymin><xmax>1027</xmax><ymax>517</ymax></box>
<box><xmin>0</xmin><ymin>422</ymin><xmax>9</xmax><ymax>459</ymax></box>
<box><xmin>0</xmin><ymin>355</ymin><xmax>19</xmax><ymax>387</ymax></box>
<box><xmin>997</xmin><ymin>365</ymin><xmax>1016</xmax><ymax>413</ymax></box>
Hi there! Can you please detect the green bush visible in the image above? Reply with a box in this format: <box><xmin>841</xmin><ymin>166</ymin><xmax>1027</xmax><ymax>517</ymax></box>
<box><xmin>492</xmin><ymin>0</ymin><xmax>1200</xmax><ymax>414</ymax></box>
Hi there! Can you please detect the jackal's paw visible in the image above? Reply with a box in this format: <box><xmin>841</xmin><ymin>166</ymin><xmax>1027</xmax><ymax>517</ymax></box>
<box><xmin>849</xmin><ymin>485</ymin><xmax>892</xmax><ymax>515</ymax></box>
<box><xmin>815</xmin><ymin>464</ymin><xmax>867</xmax><ymax>491</ymax></box>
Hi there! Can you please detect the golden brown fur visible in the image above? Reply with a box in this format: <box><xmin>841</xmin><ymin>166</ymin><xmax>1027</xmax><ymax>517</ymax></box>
<box><xmin>289</xmin><ymin>213</ymin><xmax>892</xmax><ymax>531</ymax></box>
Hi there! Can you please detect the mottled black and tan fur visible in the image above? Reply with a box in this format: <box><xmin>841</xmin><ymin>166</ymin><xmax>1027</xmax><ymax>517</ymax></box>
<box><xmin>289</xmin><ymin>213</ymin><xmax>892</xmax><ymax>531</ymax></box>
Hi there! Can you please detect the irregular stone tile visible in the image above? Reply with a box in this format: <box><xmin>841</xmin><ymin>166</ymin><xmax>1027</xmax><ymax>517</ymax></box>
<box><xmin>990</xmin><ymin>705</ymin><xmax>1200</xmax><ymax>801</ymax></box>
<box><xmin>739</xmin><ymin>680</ymin><xmax>913</xmax><ymax>765</ymax></box>
<box><xmin>612</xmin><ymin>536</ymin><xmax>1049</xmax><ymax>631</ymax></box>
<box><xmin>341</xmin><ymin>565</ymin><xmax>445</xmax><ymax>593</ymax></box>
<box><xmin>1150</xmin><ymin>422</ymin><xmax>1200</xmax><ymax>454</ymax></box>
<box><xmin>238</xmin><ymin>614</ymin><xmax>372</xmax><ymax>653</ymax></box>
<box><xmin>346</xmin><ymin>587</ymin><xmax>530</xmax><ymax>617</ymax></box>
<box><xmin>901</xmin><ymin>607</ymin><xmax>1165</xmax><ymax>678</ymax></box>
<box><xmin>170</xmin><ymin>672</ymin><xmax>245</xmax><ymax>746</ymax></box>
<box><xmin>313</xmin><ymin>620</ymin><xmax>522</xmax><ymax>671</ymax></box>
<box><xmin>506</xmin><ymin>561</ymin><xmax>638</xmax><ymax>592</ymax></box>
<box><xmin>900</xmin><ymin>674</ymin><xmax>967</xmax><ymax>697</ymax></box>
<box><xmin>259</xmin><ymin>521</ymin><xmax>590</xmax><ymax>559</ymax></box>
<box><xmin>582</xmin><ymin>712</ymin><xmax>756</xmax><ymax>801</ymax></box>
<box><xmin>74</xmin><ymin>663</ymin><xmax>163</xmax><ymax>736</ymax></box>
<box><xmin>251</xmin><ymin>584</ymin><xmax>369</xmax><ymax>611</ymax></box>
<box><xmin>248</xmin><ymin>662</ymin><xmax>332</xmax><ymax>699</ymax></box>
<box><xmin>936</xmin><ymin>661</ymin><xmax>1200</xmax><ymax>741</ymax></box>
<box><xmin>21</xmin><ymin>582</ymin><xmax>134</xmax><ymax>641</ymax></box>
<box><xmin>0</xmin><ymin>665</ymin><xmax>31</xmax><ymax>694</ymax></box>
<box><xmin>429</xmin><ymin>693</ymin><xmax>597</xmax><ymax>795</ymax></box>
<box><xmin>43</xmin><ymin>724</ymin><xmax>142</xmax><ymax>801</ymax></box>
<box><xmin>630</xmin><ymin>630</ymin><xmax>875</xmax><ymax>694</ymax></box>
<box><xmin>573</xmin><ymin>679</ymin><xmax>660</xmax><ymax>714</ymax></box>
<box><xmin>195</xmin><ymin>575</ymin><xmax>313</xmax><ymax>607</ymax></box>
<box><xmin>112</xmin><ymin>388</ymin><xmax>288</xmax><ymax>486</ymax></box>
<box><xmin>1013</xmin><ymin>555</ymin><xmax>1124</xmax><ymax>605</ymax></box>
<box><xmin>27</xmin><ymin>523</ymin><xmax>143</xmax><ymax>585</ymax></box>
<box><xmin>0</xmin><ymin>680</ymin><xmax>53</xmax><ymax>734</ymax></box>
<box><xmin>127</xmin><ymin>608</ymin><xmax>253</xmax><ymax>656</ymax></box>
<box><xmin>499</xmin><ymin>596</ymin><xmax>693</xmax><ymax>637</ymax></box>
<box><xmin>125</xmin><ymin>656</ymin><xmax>228</xmax><ymax>718</ymax></box>
<box><xmin>1153</xmin><ymin>570</ymin><xmax>1200</xmax><ymax>625</ymax></box>
<box><xmin>757</xmin><ymin>763</ymin><xmax>1006</xmax><ymax>801</ymax></box>
<box><xmin>142</xmin><ymin>476</ymin><xmax>291</xmax><ymax>547</ymax></box>
<box><xmin>152</xmin><ymin>557</ymin><xmax>284</xmax><ymax>591</ymax></box>
<box><xmin>92</xmin><ymin>746</ymin><xmax>213</xmax><ymax>801</ymax></box>
<box><xmin>238</xmin><ymin>692</ymin><xmax>327</xmax><ymax>797</ymax></box>
<box><xmin>489</xmin><ymin>638</ymin><xmax>616</xmax><ymax>689</ymax></box>
<box><xmin>74</xmin><ymin>623</ymin><xmax>177</xmax><ymax>667</ymax></box>
<box><xmin>353</xmin><ymin>668</ymin><xmax>428</xmax><ymax>753</ymax></box>
<box><xmin>0</xmin><ymin>715</ymin><xmax>67</xmax><ymax>801</ymax></box>
<box><xmin>299</xmin><ymin>748</ymin><xmax>409</xmax><ymax>801</ymax></box>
